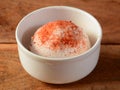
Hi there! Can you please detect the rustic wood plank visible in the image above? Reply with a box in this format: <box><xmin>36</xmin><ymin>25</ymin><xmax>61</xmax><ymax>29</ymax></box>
<box><xmin>0</xmin><ymin>44</ymin><xmax>120</xmax><ymax>89</ymax></box>
<box><xmin>0</xmin><ymin>0</ymin><xmax>120</xmax><ymax>44</ymax></box>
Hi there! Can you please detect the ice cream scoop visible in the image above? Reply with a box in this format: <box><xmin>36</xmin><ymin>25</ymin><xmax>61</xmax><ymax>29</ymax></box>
<box><xmin>30</xmin><ymin>20</ymin><xmax>91</xmax><ymax>58</ymax></box>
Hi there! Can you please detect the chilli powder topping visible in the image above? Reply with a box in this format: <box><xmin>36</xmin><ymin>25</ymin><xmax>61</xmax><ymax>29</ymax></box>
<box><xmin>30</xmin><ymin>20</ymin><xmax>91</xmax><ymax>58</ymax></box>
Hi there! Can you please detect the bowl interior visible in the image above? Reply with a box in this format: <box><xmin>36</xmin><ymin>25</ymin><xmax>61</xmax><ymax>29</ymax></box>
<box><xmin>16</xmin><ymin>6</ymin><xmax>102</xmax><ymax>55</ymax></box>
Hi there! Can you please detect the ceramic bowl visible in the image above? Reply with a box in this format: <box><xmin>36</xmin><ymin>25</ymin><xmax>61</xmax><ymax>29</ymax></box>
<box><xmin>16</xmin><ymin>6</ymin><xmax>102</xmax><ymax>84</ymax></box>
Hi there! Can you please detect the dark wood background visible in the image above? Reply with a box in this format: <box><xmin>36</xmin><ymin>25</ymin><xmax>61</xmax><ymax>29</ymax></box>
<box><xmin>0</xmin><ymin>0</ymin><xmax>120</xmax><ymax>90</ymax></box>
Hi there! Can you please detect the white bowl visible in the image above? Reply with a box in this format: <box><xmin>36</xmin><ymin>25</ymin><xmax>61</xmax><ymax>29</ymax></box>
<box><xmin>16</xmin><ymin>6</ymin><xmax>102</xmax><ymax>84</ymax></box>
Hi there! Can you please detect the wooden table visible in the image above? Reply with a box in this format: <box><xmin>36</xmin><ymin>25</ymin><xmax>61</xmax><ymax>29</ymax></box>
<box><xmin>0</xmin><ymin>0</ymin><xmax>120</xmax><ymax>90</ymax></box>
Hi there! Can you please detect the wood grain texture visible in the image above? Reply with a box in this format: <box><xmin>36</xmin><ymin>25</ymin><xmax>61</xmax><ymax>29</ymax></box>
<box><xmin>0</xmin><ymin>0</ymin><xmax>120</xmax><ymax>44</ymax></box>
<box><xmin>0</xmin><ymin>0</ymin><xmax>120</xmax><ymax>89</ymax></box>
<box><xmin>0</xmin><ymin>44</ymin><xmax>120</xmax><ymax>90</ymax></box>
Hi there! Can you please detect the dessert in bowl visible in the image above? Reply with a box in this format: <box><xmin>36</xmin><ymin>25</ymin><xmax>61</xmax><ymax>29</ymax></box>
<box><xmin>30</xmin><ymin>20</ymin><xmax>91</xmax><ymax>58</ymax></box>
<box><xmin>16</xmin><ymin>6</ymin><xmax>102</xmax><ymax>84</ymax></box>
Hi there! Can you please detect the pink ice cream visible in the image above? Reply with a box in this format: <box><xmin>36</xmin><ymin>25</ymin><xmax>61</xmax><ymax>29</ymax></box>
<box><xmin>30</xmin><ymin>20</ymin><xmax>91</xmax><ymax>58</ymax></box>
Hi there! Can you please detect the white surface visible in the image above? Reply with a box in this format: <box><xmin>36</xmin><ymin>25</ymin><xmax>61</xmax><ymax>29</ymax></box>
<box><xmin>16</xmin><ymin>6</ymin><xmax>102</xmax><ymax>84</ymax></box>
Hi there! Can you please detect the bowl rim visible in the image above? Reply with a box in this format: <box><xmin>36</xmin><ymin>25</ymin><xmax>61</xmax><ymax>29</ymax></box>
<box><xmin>16</xmin><ymin>6</ymin><xmax>102</xmax><ymax>61</ymax></box>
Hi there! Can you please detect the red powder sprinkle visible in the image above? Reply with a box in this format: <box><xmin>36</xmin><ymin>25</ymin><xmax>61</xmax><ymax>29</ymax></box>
<box><xmin>34</xmin><ymin>20</ymin><xmax>81</xmax><ymax>50</ymax></box>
